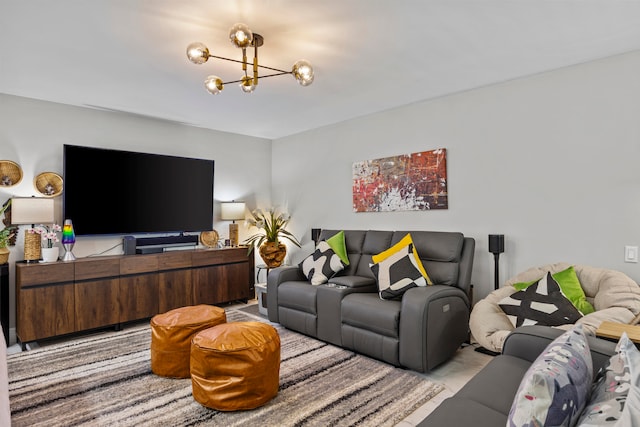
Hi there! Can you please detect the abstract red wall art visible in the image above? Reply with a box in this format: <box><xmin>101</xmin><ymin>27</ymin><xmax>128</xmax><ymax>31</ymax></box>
<box><xmin>352</xmin><ymin>149</ymin><xmax>448</xmax><ymax>212</ymax></box>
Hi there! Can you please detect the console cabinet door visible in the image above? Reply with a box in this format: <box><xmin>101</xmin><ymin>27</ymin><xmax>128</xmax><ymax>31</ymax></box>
<box><xmin>158</xmin><ymin>269</ymin><xmax>192</xmax><ymax>312</ymax></box>
<box><xmin>74</xmin><ymin>258</ymin><xmax>120</xmax><ymax>330</ymax></box>
<box><xmin>16</xmin><ymin>263</ymin><xmax>75</xmax><ymax>343</ymax></box>
<box><xmin>119</xmin><ymin>255</ymin><xmax>159</xmax><ymax>322</ymax></box>
<box><xmin>193</xmin><ymin>262</ymin><xmax>251</xmax><ymax>305</ymax></box>
<box><xmin>158</xmin><ymin>251</ymin><xmax>193</xmax><ymax>312</ymax></box>
<box><xmin>192</xmin><ymin>248</ymin><xmax>252</xmax><ymax>305</ymax></box>
<box><xmin>119</xmin><ymin>274</ymin><xmax>159</xmax><ymax>321</ymax></box>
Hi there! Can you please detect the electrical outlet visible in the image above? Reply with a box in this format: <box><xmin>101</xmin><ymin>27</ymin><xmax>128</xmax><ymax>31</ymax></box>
<box><xmin>624</xmin><ymin>245</ymin><xmax>638</xmax><ymax>263</ymax></box>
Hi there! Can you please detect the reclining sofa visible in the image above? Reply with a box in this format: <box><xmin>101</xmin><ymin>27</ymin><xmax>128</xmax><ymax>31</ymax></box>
<box><xmin>418</xmin><ymin>325</ymin><xmax>619</xmax><ymax>426</ymax></box>
<box><xmin>266</xmin><ymin>229</ymin><xmax>475</xmax><ymax>372</ymax></box>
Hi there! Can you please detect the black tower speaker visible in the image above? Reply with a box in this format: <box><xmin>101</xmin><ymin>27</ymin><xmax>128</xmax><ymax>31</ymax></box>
<box><xmin>488</xmin><ymin>234</ymin><xmax>505</xmax><ymax>291</ymax></box>
<box><xmin>123</xmin><ymin>236</ymin><xmax>136</xmax><ymax>255</ymax></box>
<box><xmin>488</xmin><ymin>234</ymin><xmax>504</xmax><ymax>254</ymax></box>
<box><xmin>311</xmin><ymin>228</ymin><xmax>322</xmax><ymax>245</ymax></box>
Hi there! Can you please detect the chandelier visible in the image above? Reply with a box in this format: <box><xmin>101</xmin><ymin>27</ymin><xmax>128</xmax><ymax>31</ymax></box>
<box><xmin>186</xmin><ymin>23</ymin><xmax>314</xmax><ymax>95</ymax></box>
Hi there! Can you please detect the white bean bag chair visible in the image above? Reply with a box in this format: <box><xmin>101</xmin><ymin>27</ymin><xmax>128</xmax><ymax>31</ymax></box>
<box><xmin>469</xmin><ymin>262</ymin><xmax>640</xmax><ymax>353</ymax></box>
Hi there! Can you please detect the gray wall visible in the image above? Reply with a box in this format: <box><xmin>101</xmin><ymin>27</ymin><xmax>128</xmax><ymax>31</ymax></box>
<box><xmin>2</xmin><ymin>49</ymin><xmax>640</xmax><ymax>345</ymax></box>
<box><xmin>0</xmin><ymin>94</ymin><xmax>272</xmax><ymax>343</ymax></box>
<box><xmin>272</xmin><ymin>50</ymin><xmax>640</xmax><ymax>302</ymax></box>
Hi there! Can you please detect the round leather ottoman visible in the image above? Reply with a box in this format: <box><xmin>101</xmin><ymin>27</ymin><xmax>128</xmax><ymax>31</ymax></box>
<box><xmin>190</xmin><ymin>321</ymin><xmax>281</xmax><ymax>411</ymax></box>
<box><xmin>150</xmin><ymin>304</ymin><xmax>226</xmax><ymax>378</ymax></box>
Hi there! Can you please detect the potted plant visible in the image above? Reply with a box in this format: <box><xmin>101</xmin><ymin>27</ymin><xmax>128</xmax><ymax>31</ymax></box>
<box><xmin>244</xmin><ymin>208</ymin><xmax>301</xmax><ymax>268</ymax></box>
<box><xmin>0</xmin><ymin>200</ymin><xmax>18</xmax><ymax>264</ymax></box>
<box><xmin>32</xmin><ymin>223</ymin><xmax>62</xmax><ymax>262</ymax></box>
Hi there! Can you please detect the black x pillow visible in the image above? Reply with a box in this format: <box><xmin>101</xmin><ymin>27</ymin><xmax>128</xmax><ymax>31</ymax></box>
<box><xmin>499</xmin><ymin>271</ymin><xmax>583</xmax><ymax>328</ymax></box>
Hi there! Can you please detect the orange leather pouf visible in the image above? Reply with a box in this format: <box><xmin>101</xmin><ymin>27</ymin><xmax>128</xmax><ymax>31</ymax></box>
<box><xmin>190</xmin><ymin>321</ymin><xmax>281</xmax><ymax>411</ymax></box>
<box><xmin>150</xmin><ymin>305</ymin><xmax>227</xmax><ymax>378</ymax></box>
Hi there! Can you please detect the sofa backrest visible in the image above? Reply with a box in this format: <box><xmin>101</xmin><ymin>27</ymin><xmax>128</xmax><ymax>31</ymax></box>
<box><xmin>318</xmin><ymin>229</ymin><xmax>475</xmax><ymax>294</ymax></box>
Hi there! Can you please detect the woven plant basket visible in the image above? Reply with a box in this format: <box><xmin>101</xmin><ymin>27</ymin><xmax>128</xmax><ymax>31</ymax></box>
<box><xmin>34</xmin><ymin>172</ymin><xmax>63</xmax><ymax>197</ymax></box>
<box><xmin>24</xmin><ymin>232</ymin><xmax>41</xmax><ymax>262</ymax></box>
<box><xmin>0</xmin><ymin>160</ymin><xmax>23</xmax><ymax>187</ymax></box>
<box><xmin>0</xmin><ymin>247</ymin><xmax>9</xmax><ymax>264</ymax></box>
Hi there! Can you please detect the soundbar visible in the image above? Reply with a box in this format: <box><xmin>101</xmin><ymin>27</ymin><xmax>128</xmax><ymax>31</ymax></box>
<box><xmin>136</xmin><ymin>234</ymin><xmax>199</xmax><ymax>248</ymax></box>
<box><xmin>123</xmin><ymin>234</ymin><xmax>199</xmax><ymax>256</ymax></box>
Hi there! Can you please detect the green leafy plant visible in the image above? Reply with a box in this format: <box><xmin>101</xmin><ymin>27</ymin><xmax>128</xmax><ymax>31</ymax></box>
<box><xmin>243</xmin><ymin>208</ymin><xmax>301</xmax><ymax>253</ymax></box>
<box><xmin>0</xmin><ymin>200</ymin><xmax>18</xmax><ymax>249</ymax></box>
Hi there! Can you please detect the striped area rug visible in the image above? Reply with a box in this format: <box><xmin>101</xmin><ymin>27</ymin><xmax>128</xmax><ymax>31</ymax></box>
<box><xmin>8</xmin><ymin>308</ymin><xmax>444</xmax><ymax>426</ymax></box>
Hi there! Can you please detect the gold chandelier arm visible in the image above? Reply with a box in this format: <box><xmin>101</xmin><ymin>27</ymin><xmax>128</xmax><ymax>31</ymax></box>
<box><xmin>242</xmin><ymin>47</ymin><xmax>248</xmax><ymax>74</ymax></box>
<box><xmin>222</xmin><ymin>71</ymin><xmax>291</xmax><ymax>85</ymax></box>
<box><xmin>253</xmin><ymin>42</ymin><xmax>259</xmax><ymax>85</ymax></box>
<box><xmin>205</xmin><ymin>54</ymin><xmax>290</xmax><ymax>74</ymax></box>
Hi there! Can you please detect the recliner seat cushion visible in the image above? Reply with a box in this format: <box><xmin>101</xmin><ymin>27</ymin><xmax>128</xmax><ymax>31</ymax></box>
<box><xmin>277</xmin><ymin>282</ymin><xmax>318</xmax><ymax>314</ymax></box>
<box><xmin>342</xmin><ymin>293</ymin><xmax>401</xmax><ymax>338</ymax></box>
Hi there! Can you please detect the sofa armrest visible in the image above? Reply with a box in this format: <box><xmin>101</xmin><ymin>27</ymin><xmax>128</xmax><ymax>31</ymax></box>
<box><xmin>399</xmin><ymin>285</ymin><xmax>471</xmax><ymax>372</ymax></box>
<box><xmin>266</xmin><ymin>266</ymin><xmax>306</xmax><ymax>322</ymax></box>
<box><xmin>502</xmin><ymin>325</ymin><xmax>618</xmax><ymax>371</ymax></box>
<box><xmin>501</xmin><ymin>325</ymin><xmax>565</xmax><ymax>362</ymax></box>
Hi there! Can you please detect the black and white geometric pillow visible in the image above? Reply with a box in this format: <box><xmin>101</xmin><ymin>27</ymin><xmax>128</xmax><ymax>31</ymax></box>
<box><xmin>499</xmin><ymin>271</ymin><xmax>583</xmax><ymax>328</ymax></box>
<box><xmin>299</xmin><ymin>241</ymin><xmax>346</xmax><ymax>285</ymax></box>
<box><xmin>371</xmin><ymin>243</ymin><xmax>428</xmax><ymax>300</ymax></box>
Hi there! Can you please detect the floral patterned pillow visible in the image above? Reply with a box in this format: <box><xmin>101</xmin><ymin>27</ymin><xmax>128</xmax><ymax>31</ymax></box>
<box><xmin>576</xmin><ymin>333</ymin><xmax>640</xmax><ymax>426</ymax></box>
<box><xmin>508</xmin><ymin>324</ymin><xmax>593</xmax><ymax>427</ymax></box>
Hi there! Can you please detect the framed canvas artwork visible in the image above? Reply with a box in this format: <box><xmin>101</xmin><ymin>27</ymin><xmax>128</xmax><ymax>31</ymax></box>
<box><xmin>352</xmin><ymin>148</ymin><xmax>448</xmax><ymax>212</ymax></box>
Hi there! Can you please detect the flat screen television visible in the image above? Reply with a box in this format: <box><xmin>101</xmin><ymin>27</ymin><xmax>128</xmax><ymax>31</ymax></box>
<box><xmin>63</xmin><ymin>144</ymin><xmax>215</xmax><ymax>236</ymax></box>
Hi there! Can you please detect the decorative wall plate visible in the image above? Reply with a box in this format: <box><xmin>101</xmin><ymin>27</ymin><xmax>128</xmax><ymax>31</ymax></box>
<box><xmin>0</xmin><ymin>160</ymin><xmax>23</xmax><ymax>187</ymax></box>
<box><xmin>34</xmin><ymin>172</ymin><xmax>63</xmax><ymax>197</ymax></box>
<box><xmin>200</xmin><ymin>230</ymin><xmax>220</xmax><ymax>248</ymax></box>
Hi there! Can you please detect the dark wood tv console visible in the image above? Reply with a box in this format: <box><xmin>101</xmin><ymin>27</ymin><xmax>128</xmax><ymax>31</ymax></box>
<box><xmin>15</xmin><ymin>247</ymin><xmax>254</xmax><ymax>349</ymax></box>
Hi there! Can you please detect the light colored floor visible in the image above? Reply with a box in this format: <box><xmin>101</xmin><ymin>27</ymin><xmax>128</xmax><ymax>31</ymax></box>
<box><xmin>6</xmin><ymin>299</ymin><xmax>494</xmax><ymax>425</ymax></box>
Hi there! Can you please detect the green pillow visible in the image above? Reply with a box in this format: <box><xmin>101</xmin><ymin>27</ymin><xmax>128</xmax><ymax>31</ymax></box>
<box><xmin>325</xmin><ymin>231</ymin><xmax>349</xmax><ymax>266</ymax></box>
<box><xmin>513</xmin><ymin>266</ymin><xmax>595</xmax><ymax>315</ymax></box>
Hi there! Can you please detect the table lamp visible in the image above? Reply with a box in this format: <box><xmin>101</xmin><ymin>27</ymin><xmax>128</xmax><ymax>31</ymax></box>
<box><xmin>220</xmin><ymin>201</ymin><xmax>245</xmax><ymax>247</ymax></box>
<box><xmin>10</xmin><ymin>197</ymin><xmax>55</xmax><ymax>262</ymax></box>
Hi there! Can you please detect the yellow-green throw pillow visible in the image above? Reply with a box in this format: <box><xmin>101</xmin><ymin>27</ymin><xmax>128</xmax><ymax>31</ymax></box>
<box><xmin>513</xmin><ymin>266</ymin><xmax>595</xmax><ymax>315</ymax></box>
<box><xmin>326</xmin><ymin>230</ymin><xmax>349</xmax><ymax>266</ymax></box>
<box><xmin>372</xmin><ymin>233</ymin><xmax>432</xmax><ymax>285</ymax></box>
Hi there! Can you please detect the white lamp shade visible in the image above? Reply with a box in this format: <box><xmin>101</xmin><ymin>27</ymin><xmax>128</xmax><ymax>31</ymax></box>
<box><xmin>220</xmin><ymin>202</ymin><xmax>245</xmax><ymax>221</ymax></box>
<box><xmin>11</xmin><ymin>197</ymin><xmax>55</xmax><ymax>224</ymax></box>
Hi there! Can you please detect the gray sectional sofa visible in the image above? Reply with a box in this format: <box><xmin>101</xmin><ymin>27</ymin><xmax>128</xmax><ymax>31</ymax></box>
<box><xmin>418</xmin><ymin>325</ymin><xmax>618</xmax><ymax>426</ymax></box>
<box><xmin>266</xmin><ymin>229</ymin><xmax>475</xmax><ymax>372</ymax></box>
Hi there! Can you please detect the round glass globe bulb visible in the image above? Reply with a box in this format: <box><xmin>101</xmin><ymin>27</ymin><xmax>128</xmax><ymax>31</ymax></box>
<box><xmin>229</xmin><ymin>23</ymin><xmax>253</xmax><ymax>48</ymax></box>
<box><xmin>204</xmin><ymin>75</ymin><xmax>223</xmax><ymax>95</ymax></box>
<box><xmin>186</xmin><ymin>42</ymin><xmax>209</xmax><ymax>64</ymax></box>
<box><xmin>292</xmin><ymin>60</ymin><xmax>314</xmax><ymax>86</ymax></box>
<box><xmin>240</xmin><ymin>75</ymin><xmax>256</xmax><ymax>93</ymax></box>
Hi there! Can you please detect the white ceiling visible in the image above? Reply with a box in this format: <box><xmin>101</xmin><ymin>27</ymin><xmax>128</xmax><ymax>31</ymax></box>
<box><xmin>2</xmin><ymin>1</ymin><xmax>640</xmax><ymax>139</ymax></box>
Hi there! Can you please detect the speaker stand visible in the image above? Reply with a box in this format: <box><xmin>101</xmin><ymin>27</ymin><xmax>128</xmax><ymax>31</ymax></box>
<box><xmin>493</xmin><ymin>252</ymin><xmax>500</xmax><ymax>290</ymax></box>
